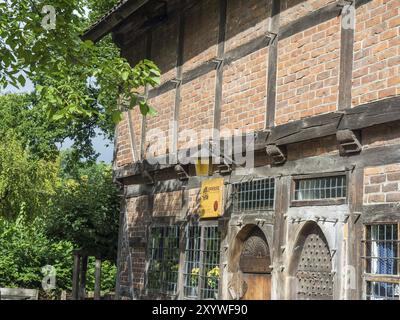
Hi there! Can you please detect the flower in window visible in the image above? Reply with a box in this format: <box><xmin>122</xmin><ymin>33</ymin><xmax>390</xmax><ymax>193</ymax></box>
<box><xmin>207</xmin><ymin>266</ymin><xmax>220</xmax><ymax>289</ymax></box>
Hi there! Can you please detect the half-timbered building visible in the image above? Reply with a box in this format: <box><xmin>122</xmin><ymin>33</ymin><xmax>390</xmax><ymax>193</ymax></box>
<box><xmin>84</xmin><ymin>0</ymin><xmax>400</xmax><ymax>300</ymax></box>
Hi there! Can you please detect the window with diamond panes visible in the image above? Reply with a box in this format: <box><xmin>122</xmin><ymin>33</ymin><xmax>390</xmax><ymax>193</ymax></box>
<box><xmin>233</xmin><ymin>178</ymin><xmax>275</xmax><ymax>212</ymax></box>
<box><xmin>294</xmin><ymin>175</ymin><xmax>347</xmax><ymax>201</ymax></box>
<box><xmin>183</xmin><ymin>225</ymin><xmax>221</xmax><ymax>300</ymax></box>
<box><xmin>147</xmin><ymin>226</ymin><xmax>180</xmax><ymax>295</ymax></box>
<box><xmin>364</xmin><ymin>224</ymin><xmax>400</xmax><ymax>300</ymax></box>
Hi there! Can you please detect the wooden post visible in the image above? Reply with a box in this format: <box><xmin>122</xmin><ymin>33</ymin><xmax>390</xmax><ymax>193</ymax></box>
<box><xmin>94</xmin><ymin>259</ymin><xmax>102</xmax><ymax>300</ymax></box>
<box><xmin>79</xmin><ymin>255</ymin><xmax>88</xmax><ymax>300</ymax></box>
<box><xmin>72</xmin><ymin>253</ymin><xmax>81</xmax><ymax>300</ymax></box>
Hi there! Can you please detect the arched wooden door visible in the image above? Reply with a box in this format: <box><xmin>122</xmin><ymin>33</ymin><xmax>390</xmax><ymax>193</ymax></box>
<box><xmin>295</xmin><ymin>223</ymin><xmax>333</xmax><ymax>300</ymax></box>
<box><xmin>239</xmin><ymin>227</ymin><xmax>271</xmax><ymax>300</ymax></box>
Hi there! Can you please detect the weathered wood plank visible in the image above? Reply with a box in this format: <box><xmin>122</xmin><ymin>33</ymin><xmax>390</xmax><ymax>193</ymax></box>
<box><xmin>338</xmin><ymin>2</ymin><xmax>355</xmax><ymax>110</ymax></box>
<box><xmin>339</xmin><ymin>96</ymin><xmax>400</xmax><ymax>130</ymax></box>
<box><xmin>213</xmin><ymin>0</ymin><xmax>228</xmax><ymax>135</ymax></box>
<box><xmin>266</xmin><ymin>0</ymin><xmax>280</xmax><ymax>129</ymax></box>
<box><xmin>268</xmin><ymin>112</ymin><xmax>344</xmax><ymax>145</ymax></box>
<box><xmin>224</xmin><ymin>35</ymin><xmax>271</xmax><ymax>65</ymax></box>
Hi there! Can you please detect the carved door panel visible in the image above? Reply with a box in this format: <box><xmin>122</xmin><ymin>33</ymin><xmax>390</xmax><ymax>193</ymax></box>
<box><xmin>296</xmin><ymin>227</ymin><xmax>333</xmax><ymax>300</ymax></box>
<box><xmin>239</xmin><ymin>228</ymin><xmax>272</xmax><ymax>300</ymax></box>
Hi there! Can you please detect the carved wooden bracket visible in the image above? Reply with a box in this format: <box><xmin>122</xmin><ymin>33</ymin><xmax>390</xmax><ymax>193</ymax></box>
<box><xmin>266</xmin><ymin>144</ymin><xmax>287</xmax><ymax>165</ymax></box>
<box><xmin>174</xmin><ymin>164</ymin><xmax>189</xmax><ymax>181</ymax></box>
<box><xmin>336</xmin><ymin>129</ymin><xmax>362</xmax><ymax>156</ymax></box>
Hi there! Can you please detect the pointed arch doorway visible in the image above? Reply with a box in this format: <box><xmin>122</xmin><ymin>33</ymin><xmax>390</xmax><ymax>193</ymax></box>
<box><xmin>291</xmin><ymin>222</ymin><xmax>334</xmax><ymax>300</ymax></box>
<box><xmin>239</xmin><ymin>226</ymin><xmax>272</xmax><ymax>300</ymax></box>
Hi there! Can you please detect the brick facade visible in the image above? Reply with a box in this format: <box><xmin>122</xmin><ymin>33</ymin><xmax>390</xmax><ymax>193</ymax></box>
<box><xmin>183</xmin><ymin>0</ymin><xmax>219</xmax><ymax>72</ymax></box>
<box><xmin>153</xmin><ymin>191</ymin><xmax>183</xmax><ymax>217</ymax></box>
<box><xmin>352</xmin><ymin>0</ymin><xmax>400</xmax><ymax>106</ymax></box>
<box><xmin>221</xmin><ymin>0</ymin><xmax>270</xmax><ymax>134</ymax></box>
<box><xmin>178</xmin><ymin>71</ymin><xmax>216</xmax><ymax>149</ymax></box>
<box><xmin>145</xmin><ymin>90</ymin><xmax>175</xmax><ymax>158</ymax></box>
<box><xmin>276</xmin><ymin>17</ymin><xmax>340</xmax><ymax>125</ymax></box>
<box><xmin>364</xmin><ymin>164</ymin><xmax>400</xmax><ymax>204</ymax></box>
<box><xmin>96</xmin><ymin>0</ymin><xmax>400</xmax><ymax>300</ymax></box>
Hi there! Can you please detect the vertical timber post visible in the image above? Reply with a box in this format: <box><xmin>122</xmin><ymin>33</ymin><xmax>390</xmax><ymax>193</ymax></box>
<box><xmin>265</xmin><ymin>0</ymin><xmax>281</xmax><ymax>129</ymax></box>
<box><xmin>94</xmin><ymin>258</ymin><xmax>102</xmax><ymax>300</ymax></box>
<box><xmin>72</xmin><ymin>253</ymin><xmax>81</xmax><ymax>300</ymax></box>
<box><xmin>79</xmin><ymin>255</ymin><xmax>88</xmax><ymax>300</ymax></box>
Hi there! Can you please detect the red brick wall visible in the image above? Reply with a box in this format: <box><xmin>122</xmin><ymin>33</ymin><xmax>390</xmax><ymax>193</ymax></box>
<box><xmin>151</xmin><ymin>19</ymin><xmax>178</xmax><ymax>85</ymax></box>
<box><xmin>275</xmin><ymin>17</ymin><xmax>340</xmax><ymax>125</ymax></box>
<box><xmin>145</xmin><ymin>90</ymin><xmax>175</xmax><ymax>158</ymax></box>
<box><xmin>221</xmin><ymin>0</ymin><xmax>269</xmax><ymax>135</ymax></box>
<box><xmin>178</xmin><ymin>71</ymin><xmax>216</xmax><ymax>150</ymax></box>
<box><xmin>364</xmin><ymin>164</ymin><xmax>400</xmax><ymax>204</ymax></box>
<box><xmin>153</xmin><ymin>191</ymin><xmax>183</xmax><ymax>217</ymax></box>
<box><xmin>225</xmin><ymin>0</ymin><xmax>269</xmax><ymax>52</ymax></box>
<box><xmin>221</xmin><ymin>49</ymin><xmax>268</xmax><ymax>134</ymax></box>
<box><xmin>115</xmin><ymin>112</ymin><xmax>133</xmax><ymax>168</ymax></box>
<box><xmin>183</xmin><ymin>0</ymin><xmax>219</xmax><ymax>73</ymax></box>
<box><xmin>352</xmin><ymin>0</ymin><xmax>400</xmax><ymax>107</ymax></box>
<box><xmin>126</xmin><ymin>196</ymin><xmax>150</xmax><ymax>292</ymax></box>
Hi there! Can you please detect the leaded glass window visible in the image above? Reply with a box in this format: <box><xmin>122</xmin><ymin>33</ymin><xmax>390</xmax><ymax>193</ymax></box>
<box><xmin>183</xmin><ymin>225</ymin><xmax>221</xmax><ymax>299</ymax></box>
<box><xmin>233</xmin><ymin>178</ymin><xmax>275</xmax><ymax>212</ymax></box>
<box><xmin>294</xmin><ymin>175</ymin><xmax>347</xmax><ymax>201</ymax></box>
<box><xmin>365</xmin><ymin>224</ymin><xmax>400</xmax><ymax>300</ymax></box>
<box><xmin>147</xmin><ymin>226</ymin><xmax>180</xmax><ymax>295</ymax></box>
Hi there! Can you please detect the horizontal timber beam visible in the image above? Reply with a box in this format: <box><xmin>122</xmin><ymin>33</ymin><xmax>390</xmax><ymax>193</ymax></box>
<box><xmin>115</xmin><ymin>96</ymin><xmax>400</xmax><ymax>182</ymax></box>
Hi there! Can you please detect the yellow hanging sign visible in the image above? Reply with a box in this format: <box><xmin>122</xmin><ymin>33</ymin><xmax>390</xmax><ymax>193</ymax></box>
<box><xmin>200</xmin><ymin>178</ymin><xmax>224</xmax><ymax>219</ymax></box>
<box><xmin>195</xmin><ymin>159</ymin><xmax>211</xmax><ymax>177</ymax></box>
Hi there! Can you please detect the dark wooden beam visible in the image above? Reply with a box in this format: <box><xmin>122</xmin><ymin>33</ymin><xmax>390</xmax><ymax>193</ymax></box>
<box><xmin>140</xmin><ymin>31</ymin><xmax>153</xmax><ymax>160</ymax></box>
<box><xmin>224</xmin><ymin>35</ymin><xmax>271</xmax><ymax>65</ymax></box>
<box><xmin>362</xmin><ymin>204</ymin><xmax>400</xmax><ymax>223</ymax></box>
<box><xmin>213</xmin><ymin>0</ymin><xmax>228</xmax><ymax>135</ymax></box>
<box><xmin>268</xmin><ymin>112</ymin><xmax>344</xmax><ymax>146</ymax></box>
<box><xmin>172</xmin><ymin>11</ymin><xmax>185</xmax><ymax>156</ymax></box>
<box><xmin>71</xmin><ymin>253</ymin><xmax>81</xmax><ymax>300</ymax></box>
<box><xmin>266</xmin><ymin>0</ymin><xmax>280</xmax><ymax>129</ymax></box>
<box><xmin>94</xmin><ymin>259</ymin><xmax>102</xmax><ymax>300</ymax></box>
<box><xmin>79</xmin><ymin>255</ymin><xmax>88</xmax><ymax>300</ymax></box>
<box><xmin>339</xmin><ymin>96</ymin><xmax>400</xmax><ymax>130</ymax></box>
<box><xmin>82</xmin><ymin>0</ymin><xmax>151</xmax><ymax>42</ymax></box>
<box><xmin>114</xmin><ymin>95</ymin><xmax>400</xmax><ymax>182</ymax></box>
<box><xmin>338</xmin><ymin>2</ymin><xmax>355</xmax><ymax>110</ymax></box>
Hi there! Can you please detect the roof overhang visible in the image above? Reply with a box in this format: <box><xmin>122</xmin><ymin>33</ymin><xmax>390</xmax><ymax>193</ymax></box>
<box><xmin>82</xmin><ymin>0</ymin><xmax>150</xmax><ymax>43</ymax></box>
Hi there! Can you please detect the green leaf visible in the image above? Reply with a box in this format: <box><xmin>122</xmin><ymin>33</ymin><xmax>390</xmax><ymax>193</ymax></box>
<box><xmin>148</xmin><ymin>106</ymin><xmax>158</xmax><ymax>117</ymax></box>
<box><xmin>111</xmin><ymin>111</ymin><xmax>123</xmax><ymax>124</ymax></box>
<box><xmin>17</xmin><ymin>74</ymin><xmax>26</xmax><ymax>87</ymax></box>
<box><xmin>121</xmin><ymin>71</ymin><xmax>129</xmax><ymax>81</ymax></box>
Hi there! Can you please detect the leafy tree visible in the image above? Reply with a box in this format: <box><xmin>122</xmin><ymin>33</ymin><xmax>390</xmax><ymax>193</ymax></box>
<box><xmin>1</xmin><ymin>0</ymin><xmax>160</xmax><ymax>133</ymax></box>
<box><xmin>0</xmin><ymin>215</ymin><xmax>117</xmax><ymax>296</ymax></box>
<box><xmin>46</xmin><ymin>155</ymin><xmax>120</xmax><ymax>261</ymax></box>
<box><xmin>0</xmin><ymin>132</ymin><xmax>59</xmax><ymax>220</ymax></box>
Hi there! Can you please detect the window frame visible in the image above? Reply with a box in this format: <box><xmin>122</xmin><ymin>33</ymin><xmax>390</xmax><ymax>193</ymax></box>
<box><xmin>183</xmin><ymin>221</ymin><xmax>221</xmax><ymax>300</ymax></box>
<box><xmin>146</xmin><ymin>224</ymin><xmax>181</xmax><ymax>297</ymax></box>
<box><xmin>232</xmin><ymin>177</ymin><xmax>276</xmax><ymax>214</ymax></box>
<box><xmin>290</xmin><ymin>172</ymin><xmax>349</xmax><ymax>207</ymax></box>
<box><xmin>362</xmin><ymin>222</ymin><xmax>400</xmax><ymax>300</ymax></box>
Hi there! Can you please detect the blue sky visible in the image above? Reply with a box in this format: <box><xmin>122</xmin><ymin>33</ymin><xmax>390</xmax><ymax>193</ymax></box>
<box><xmin>1</xmin><ymin>78</ymin><xmax>114</xmax><ymax>163</ymax></box>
